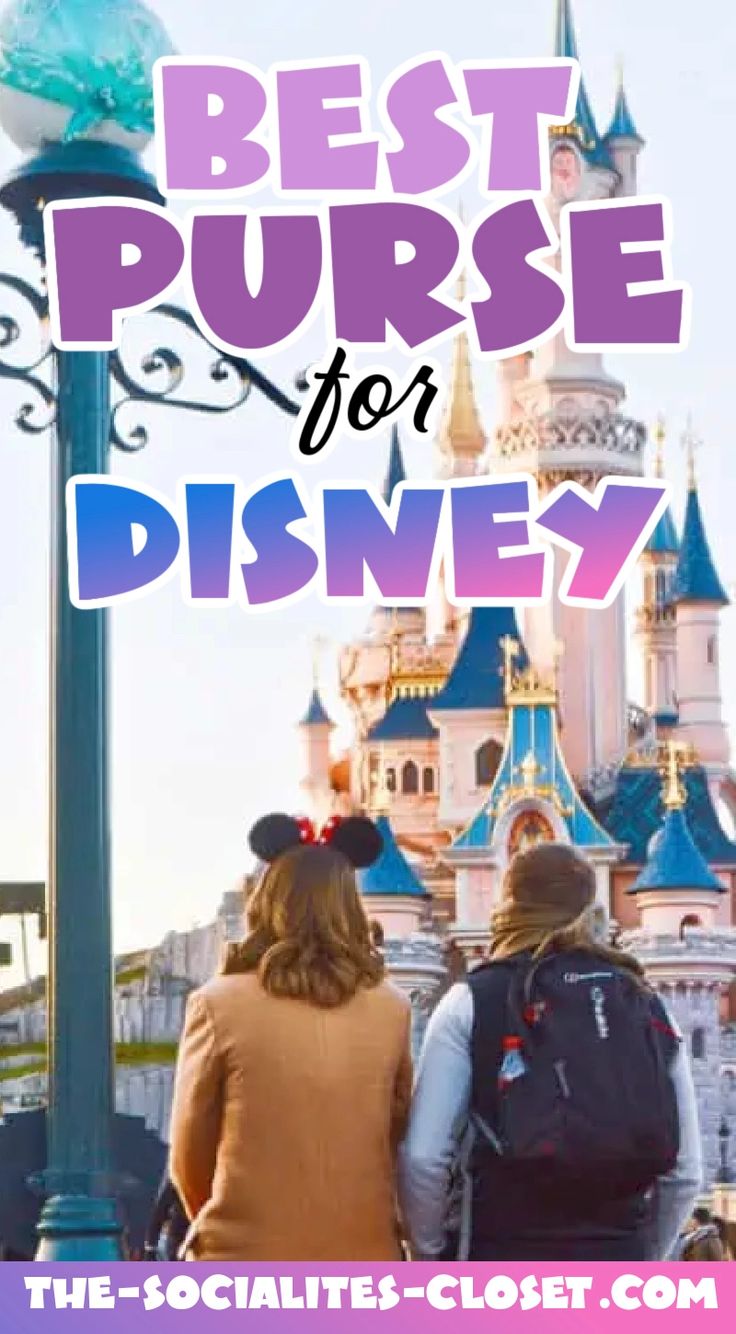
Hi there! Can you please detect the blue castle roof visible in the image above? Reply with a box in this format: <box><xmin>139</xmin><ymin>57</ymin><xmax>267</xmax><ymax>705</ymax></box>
<box><xmin>366</xmin><ymin>695</ymin><xmax>438</xmax><ymax>742</ymax></box>
<box><xmin>431</xmin><ymin>606</ymin><xmax>525</xmax><ymax>712</ymax></box>
<box><xmin>605</xmin><ymin>79</ymin><xmax>643</xmax><ymax>144</ymax></box>
<box><xmin>382</xmin><ymin>424</ymin><xmax>406</xmax><ymax>504</ymax></box>
<box><xmin>670</xmin><ymin>486</ymin><xmax>729</xmax><ymax>605</ymax></box>
<box><xmin>599</xmin><ymin>764</ymin><xmax>736</xmax><ymax>866</ymax></box>
<box><xmin>300</xmin><ymin>688</ymin><xmax>333</xmax><ymax>727</ymax></box>
<box><xmin>553</xmin><ymin>0</ymin><xmax>614</xmax><ymax>169</ymax></box>
<box><xmin>645</xmin><ymin>505</ymin><xmax>679</xmax><ymax>555</ymax></box>
<box><xmin>629</xmin><ymin>807</ymin><xmax>724</xmax><ymax>894</ymax></box>
<box><xmin>453</xmin><ymin>694</ymin><xmax>615</xmax><ymax>852</ymax></box>
<box><xmin>360</xmin><ymin>814</ymin><xmax>429</xmax><ymax>898</ymax></box>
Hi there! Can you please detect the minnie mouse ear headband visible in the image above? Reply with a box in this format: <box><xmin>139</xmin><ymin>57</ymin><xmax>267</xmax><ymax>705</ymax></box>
<box><xmin>249</xmin><ymin>813</ymin><xmax>383</xmax><ymax>869</ymax></box>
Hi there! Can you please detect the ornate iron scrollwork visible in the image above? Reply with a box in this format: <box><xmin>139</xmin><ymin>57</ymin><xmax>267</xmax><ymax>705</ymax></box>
<box><xmin>0</xmin><ymin>283</ymin><xmax>301</xmax><ymax>449</ymax></box>
<box><xmin>108</xmin><ymin>304</ymin><xmax>300</xmax><ymax>452</ymax></box>
<box><xmin>0</xmin><ymin>273</ymin><xmax>55</xmax><ymax>433</ymax></box>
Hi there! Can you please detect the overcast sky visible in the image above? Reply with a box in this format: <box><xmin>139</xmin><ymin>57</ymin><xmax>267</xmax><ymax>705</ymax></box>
<box><xmin>0</xmin><ymin>0</ymin><xmax>734</xmax><ymax>984</ymax></box>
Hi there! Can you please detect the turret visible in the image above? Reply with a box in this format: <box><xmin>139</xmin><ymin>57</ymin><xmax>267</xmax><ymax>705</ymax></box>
<box><xmin>671</xmin><ymin>431</ymin><xmax>730</xmax><ymax>769</ymax></box>
<box><xmin>635</xmin><ymin>420</ymin><xmax>679</xmax><ymax>731</ymax></box>
<box><xmin>628</xmin><ymin>742</ymin><xmax>726</xmax><ymax>935</ymax></box>
<box><xmin>622</xmin><ymin>743</ymin><xmax>736</xmax><ymax>1185</ymax></box>
<box><xmin>298</xmin><ymin>685</ymin><xmax>335</xmax><ymax>822</ymax></box>
<box><xmin>603</xmin><ymin>63</ymin><xmax>645</xmax><ymax>196</ymax></box>
<box><xmin>428</xmin><ymin>606</ymin><xmax>525</xmax><ymax>827</ymax></box>
<box><xmin>359</xmin><ymin>808</ymin><xmax>430</xmax><ymax>941</ymax></box>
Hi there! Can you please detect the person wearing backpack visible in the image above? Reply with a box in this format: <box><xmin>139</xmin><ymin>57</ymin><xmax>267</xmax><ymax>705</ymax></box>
<box><xmin>399</xmin><ymin>843</ymin><xmax>702</xmax><ymax>1261</ymax></box>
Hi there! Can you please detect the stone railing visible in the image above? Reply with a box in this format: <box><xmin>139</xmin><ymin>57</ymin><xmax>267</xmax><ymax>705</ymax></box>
<box><xmin>494</xmin><ymin>411</ymin><xmax>646</xmax><ymax>473</ymax></box>
<box><xmin>621</xmin><ymin>928</ymin><xmax>736</xmax><ymax>965</ymax></box>
<box><xmin>383</xmin><ymin>933</ymin><xmax>447</xmax><ymax>974</ymax></box>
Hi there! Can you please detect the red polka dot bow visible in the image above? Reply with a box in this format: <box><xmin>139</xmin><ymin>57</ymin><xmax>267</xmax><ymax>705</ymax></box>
<box><xmin>296</xmin><ymin>815</ymin><xmax>343</xmax><ymax>845</ymax></box>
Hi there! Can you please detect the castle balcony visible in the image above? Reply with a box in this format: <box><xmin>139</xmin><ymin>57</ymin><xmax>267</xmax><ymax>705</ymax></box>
<box><xmin>620</xmin><ymin>926</ymin><xmax>736</xmax><ymax>986</ymax></box>
<box><xmin>493</xmin><ymin>410</ymin><xmax>646</xmax><ymax>479</ymax></box>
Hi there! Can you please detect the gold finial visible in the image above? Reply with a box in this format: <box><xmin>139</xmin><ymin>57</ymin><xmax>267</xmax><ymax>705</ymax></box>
<box><xmin>681</xmin><ymin>413</ymin><xmax>702</xmax><ymax>491</ymax></box>
<box><xmin>311</xmin><ymin>635</ymin><xmax>326</xmax><ymax>688</ymax></box>
<box><xmin>661</xmin><ymin>739</ymin><xmax>687</xmax><ymax>811</ymax></box>
<box><xmin>500</xmin><ymin>635</ymin><xmax>520</xmax><ymax>698</ymax></box>
<box><xmin>653</xmin><ymin>416</ymin><xmax>666</xmax><ymax>478</ymax></box>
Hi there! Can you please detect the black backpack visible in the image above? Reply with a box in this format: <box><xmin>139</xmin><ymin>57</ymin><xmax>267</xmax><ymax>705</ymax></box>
<box><xmin>469</xmin><ymin>952</ymin><xmax>680</xmax><ymax>1202</ymax></box>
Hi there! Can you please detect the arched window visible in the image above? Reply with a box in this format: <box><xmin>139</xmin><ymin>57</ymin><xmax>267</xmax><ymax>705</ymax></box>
<box><xmin>422</xmin><ymin>766</ymin><xmax>435</xmax><ymax>794</ymax></box>
<box><xmin>476</xmin><ymin>738</ymin><xmax>504</xmax><ymax>787</ymax></box>
<box><xmin>679</xmin><ymin>913</ymin><xmax>702</xmax><ymax>939</ymax></box>
<box><xmin>385</xmin><ymin>767</ymin><xmax>396</xmax><ymax>793</ymax></box>
<box><xmin>655</xmin><ymin>569</ymin><xmax>667</xmax><ymax>606</ymax></box>
<box><xmin>401</xmin><ymin>760</ymin><xmax>419</xmax><ymax>795</ymax></box>
<box><xmin>691</xmin><ymin>1027</ymin><xmax>706</xmax><ymax>1060</ymax></box>
<box><xmin>707</xmin><ymin>635</ymin><xmax>717</xmax><ymax>666</ymax></box>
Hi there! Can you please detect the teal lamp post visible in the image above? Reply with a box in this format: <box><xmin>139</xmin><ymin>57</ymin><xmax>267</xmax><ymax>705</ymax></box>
<box><xmin>0</xmin><ymin>0</ymin><xmax>299</xmax><ymax>1260</ymax></box>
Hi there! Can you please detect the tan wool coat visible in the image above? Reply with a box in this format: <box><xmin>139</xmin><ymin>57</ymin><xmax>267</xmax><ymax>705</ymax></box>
<box><xmin>169</xmin><ymin>972</ymin><xmax>413</xmax><ymax>1261</ymax></box>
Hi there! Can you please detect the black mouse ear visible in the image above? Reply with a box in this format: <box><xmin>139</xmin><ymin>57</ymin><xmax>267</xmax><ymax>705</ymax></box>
<box><xmin>249</xmin><ymin>813</ymin><xmax>304</xmax><ymax>863</ymax></box>
<box><xmin>329</xmin><ymin>816</ymin><xmax>383</xmax><ymax>869</ymax></box>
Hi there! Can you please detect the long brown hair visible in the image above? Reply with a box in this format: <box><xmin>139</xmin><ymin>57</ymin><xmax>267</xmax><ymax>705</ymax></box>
<box><xmin>222</xmin><ymin>844</ymin><xmax>385</xmax><ymax>1006</ymax></box>
<box><xmin>491</xmin><ymin>843</ymin><xmax>645</xmax><ymax>980</ymax></box>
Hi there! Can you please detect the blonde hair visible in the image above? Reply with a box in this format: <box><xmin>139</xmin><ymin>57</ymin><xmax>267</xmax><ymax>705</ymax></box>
<box><xmin>222</xmin><ymin>844</ymin><xmax>384</xmax><ymax>1007</ymax></box>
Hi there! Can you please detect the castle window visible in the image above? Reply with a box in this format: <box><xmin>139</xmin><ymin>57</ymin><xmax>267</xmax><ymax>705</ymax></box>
<box><xmin>707</xmin><ymin>635</ymin><xmax>717</xmax><ymax>666</ymax></box>
<box><xmin>401</xmin><ymin>760</ymin><xmax>419</xmax><ymax>795</ymax></box>
<box><xmin>679</xmin><ymin>914</ymin><xmax>702</xmax><ymax>939</ymax></box>
<box><xmin>655</xmin><ymin>569</ymin><xmax>667</xmax><ymax>606</ymax></box>
<box><xmin>385</xmin><ymin>767</ymin><xmax>396</xmax><ymax>793</ymax></box>
<box><xmin>476</xmin><ymin>738</ymin><xmax>504</xmax><ymax>787</ymax></box>
<box><xmin>422</xmin><ymin>766</ymin><xmax>435</xmax><ymax>794</ymax></box>
<box><xmin>691</xmin><ymin>1027</ymin><xmax>706</xmax><ymax>1061</ymax></box>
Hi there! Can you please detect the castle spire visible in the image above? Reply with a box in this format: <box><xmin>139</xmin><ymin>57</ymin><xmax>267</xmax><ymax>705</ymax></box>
<box><xmin>555</xmin><ymin>0</ymin><xmax>578</xmax><ymax>58</ymax></box>
<box><xmin>605</xmin><ymin>60</ymin><xmax>644</xmax><ymax>143</ymax></box>
<box><xmin>551</xmin><ymin>0</ymin><xmax>604</xmax><ymax>161</ymax></box>
<box><xmin>644</xmin><ymin>418</ymin><xmax>678</xmax><ymax>555</ymax></box>
<box><xmin>438</xmin><ymin>272</ymin><xmax>486</xmax><ymax>474</ymax></box>
<box><xmin>382</xmin><ymin>423</ymin><xmax>406</xmax><ymax>504</ymax></box>
<box><xmin>671</xmin><ymin>423</ymin><xmax>728</xmax><ymax>606</ymax></box>
<box><xmin>628</xmin><ymin>747</ymin><xmax>724</xmax><ymax>894</ymax></box>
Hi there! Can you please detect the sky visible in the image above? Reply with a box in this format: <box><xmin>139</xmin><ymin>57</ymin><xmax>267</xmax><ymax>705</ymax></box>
<box><xmin>0</xmin><ymin>0</ymin><xmax>734</xmax><ymax>984</ymax></box>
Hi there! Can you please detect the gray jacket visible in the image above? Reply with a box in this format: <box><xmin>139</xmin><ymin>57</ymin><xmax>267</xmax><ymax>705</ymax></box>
<box><xmin>399</xmin><ymin>981</ymin><xmax>703</xmax><ymax>1260</ymax></box>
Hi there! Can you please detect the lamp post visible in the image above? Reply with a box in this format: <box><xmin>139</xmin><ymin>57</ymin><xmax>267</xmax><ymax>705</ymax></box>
<box><xmin>0</xmin><ymin>2</ymin><xmax>299</xmax><ymax>1260</ymax></box>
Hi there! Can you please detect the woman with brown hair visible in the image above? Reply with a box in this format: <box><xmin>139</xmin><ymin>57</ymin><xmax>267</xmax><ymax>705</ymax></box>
<box><xmin>169</xmin><ymin>812</ymin><xmax>412</xmax><ymax>1261</ymax></box>
<box><xmin>400</xmin><ymin>842</ymin><xmax>702</xmax><ymax>1261</ymax></box>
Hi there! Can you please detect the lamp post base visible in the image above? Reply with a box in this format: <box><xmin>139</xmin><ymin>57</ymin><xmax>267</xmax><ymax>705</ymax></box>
<box><xmin>35</xmin><ymin>1194</ymin><xmax>124</xmax><ymax>1262</ymax></box>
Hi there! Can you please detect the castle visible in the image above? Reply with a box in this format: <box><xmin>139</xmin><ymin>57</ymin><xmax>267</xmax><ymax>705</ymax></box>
<box><xmin>1</xmin><ymin>0</ymin><xmax>735</xmax><ymax>1202</ymax></box>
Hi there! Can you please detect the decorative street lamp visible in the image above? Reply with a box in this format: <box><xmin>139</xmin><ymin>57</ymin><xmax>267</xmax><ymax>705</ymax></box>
<box><xmin>0</xmin><ymin>0</ymin><xmax>299</xmax><ymax>1259</ymax></box>
<box><xmin>718</xmin><ymin>1118</ymin><xmax>732</xmax><ymax>1186</ymax></box>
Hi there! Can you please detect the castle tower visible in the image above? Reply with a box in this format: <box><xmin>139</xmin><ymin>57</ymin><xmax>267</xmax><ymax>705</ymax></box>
<box><xmin>444</xmin><ymin>638</ymin><xmax>623</xmax><ymax>965</ymax></box>
<box><xmin>339</xmin><ymin>428</ymin><xmax>430</xmax><ymax>762</ymax></box>
<box><xmin>634</xmin><ymin>421</ymin><xmax>680</xmax><ymax>732</ymax></box>
<box><xmin>671</xmin><ymin>437</ymin><xmax>730</xmax><ymax>771</ymax></box>
<box><xmin>494</xmin><ymin>0</ymin><xmax>647</xmax><ymax>784</ymax></box>
<box><xmin>622</xmin><ymin>744</ymin><xmax>736</xmax><ymax>1183</ymax></box>
<box><xmin>428</xmin><ymin>606</ymin><xmax>524</xmax><ymax>829</ymax></box>
<box><xmin>298</xmin><ymin>685</ymin><xmax>335</xmax><ymax>823</ymax></box>
<box><xmin>359</xmin><ymin>810</ymin><xmax>431</xmax><ymax>940</ymax></box>
<box><xmin>603</xmin><ymin>63</ymin><xmax>645</xmax><ymax>197</ymax></box>
<box><xmin>360</xmin><ymin>789</ymin><xmax>445</xmax><ymax>1058</ymax></box>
